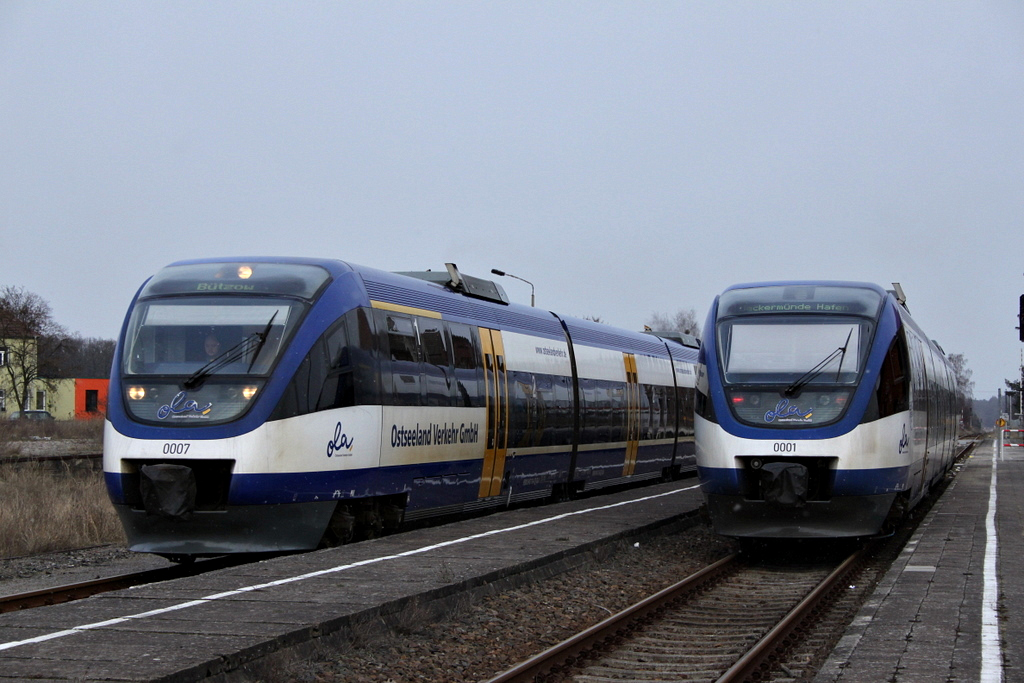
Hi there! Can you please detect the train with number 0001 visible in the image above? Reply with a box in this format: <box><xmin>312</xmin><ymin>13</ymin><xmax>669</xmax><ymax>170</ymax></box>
<box><xmin>103</xmin><ymin>258</ymin><xmax>699</xmax><ymax>559</ymax></box>
<box><xmin>695</xmin><ymin>281</ymin><xmax>960</xmax><ymax>539</ymax></box>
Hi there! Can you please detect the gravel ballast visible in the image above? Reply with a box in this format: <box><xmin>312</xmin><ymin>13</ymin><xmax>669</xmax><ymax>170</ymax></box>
<box><xmin>240</xmin><ymin>523</ymin><xmax>737</xmax><ymax>683</ymax></box>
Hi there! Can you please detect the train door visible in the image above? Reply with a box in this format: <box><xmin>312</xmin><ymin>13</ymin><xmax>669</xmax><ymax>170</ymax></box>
<box><xmin>623</xmin><ymin>353</ymin><xmax>640</xmax><ymax>476</ymax></box>
<box><xmin>479</xmin><ymin>328</ymin><xmax>509</xmax><ymax>497</ymax></box>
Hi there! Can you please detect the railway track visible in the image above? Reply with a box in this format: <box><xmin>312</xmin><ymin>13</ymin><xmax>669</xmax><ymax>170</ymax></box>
<box><xmin>486</xmin><ymin>545</ymin><xmax>867</xmax><ymax>683</ymax></box>
<box><xmin>487</xmin><ymin>436</ymin><xmax>984</xmax><ymax>683</ymax></box>
<box><xmin>0</xmin><ymin>554</ymin><xmax>256</xmax><ymax>614</ymax></box>
<box><xmin>0</xmin><ymin>451</ymin><xmax>102</xmax><ymax>469</ymax></box>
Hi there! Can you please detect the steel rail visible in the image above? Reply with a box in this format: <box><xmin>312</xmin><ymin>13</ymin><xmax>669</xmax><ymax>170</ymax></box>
<box><xmin>717</xmin><ymin>545</ymin><xmax>867</xmax><ymax>682</ymax></box>
<box><xmin>0</xmin><ymin>554</ymin><xmax>249</xmax><ymax>613</ymax></box>
<box><xmin>483</xmin><ymin>553</ymin><xmax>739</xmax><ymax>683</ymax></box>
<box><xmin>0</xmin><ymin>452</ymin><xmax>102</xmax><ymax>466</ymax></box>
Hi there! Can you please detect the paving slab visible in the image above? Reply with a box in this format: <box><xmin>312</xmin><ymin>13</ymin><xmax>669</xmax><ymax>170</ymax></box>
<box><xmin>815</xmin><ymin>439</ymin><xmax>1019</xmax><ymax>682</ymax></box>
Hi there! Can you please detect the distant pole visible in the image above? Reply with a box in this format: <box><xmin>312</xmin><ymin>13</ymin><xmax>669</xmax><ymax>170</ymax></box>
<box><xmin>491</xmin><ymin>269</ymin><xmax>535</xmax><ymax>307</ymax></box>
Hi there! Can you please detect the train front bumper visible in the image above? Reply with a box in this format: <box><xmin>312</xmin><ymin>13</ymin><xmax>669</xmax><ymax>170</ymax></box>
<box><xmin>704</xmin><ymin>492</ymin><xmax>898</xmax><ymax>538</ymax></box>
<box><xmin>112</xmin><ymin>501</ymin><xmax>337</xmax><ymax>556</ymax></box>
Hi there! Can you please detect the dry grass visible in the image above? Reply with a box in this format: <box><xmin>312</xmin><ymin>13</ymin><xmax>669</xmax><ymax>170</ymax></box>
<box><xmin>0</xmin><ymin>464</ymin><xmax>126</xmax><ymax>559</ymax></box>
<box><xmin>0</xmin><ymin>417</ymin><xmax>104</xmax><ymax>453</ymax></box>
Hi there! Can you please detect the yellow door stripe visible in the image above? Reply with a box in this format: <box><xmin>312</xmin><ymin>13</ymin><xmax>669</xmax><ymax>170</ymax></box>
<box><xmin>490</xmin><ymin>331</ymin><xmax>509</xmax><ymax>497</ymax></box>
<box><xmin>623</xmin><ymin>353</ymin><xmax>640</xmax><ymax>476</ymax></box>
<box><xmin>479</xmin><ymin>329</ymin><xmax>497</xmax><ymax>497</ymax></box>
<box><xmin>478</xmin><ymin>327</ymin><xmax>510</xmax><ymax>498</ymax></box>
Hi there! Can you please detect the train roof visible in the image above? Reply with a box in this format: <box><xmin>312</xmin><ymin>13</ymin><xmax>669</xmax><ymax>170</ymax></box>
<box><xmin>720</xmin><ymin>280</ymin><xmax>889</xmax><ymax>295</ymax></box>
<box><xmin>155</xmin><ymin>257</ymin><xmax>697</xmax><ymax>359</ymax></box>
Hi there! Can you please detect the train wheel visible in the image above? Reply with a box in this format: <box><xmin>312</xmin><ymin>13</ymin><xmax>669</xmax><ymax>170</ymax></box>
<box><xmin>381</xmin><ymin>499</ymin><xmax>406</xmax><ymax>531</ymax></box>
<box><xmin>321</xmin><ymin>504</ymin><xmax>356</xmax><ymax>547</ymax></box>
<box><xmin>879</xmin><ymin>491</ymin><xmax>911</xmax><ymax>536</ymax></box>
<box><xmin>356</xmin><ymin>502</ymin><xmax>384</xmax><ymax>540</ymax></box>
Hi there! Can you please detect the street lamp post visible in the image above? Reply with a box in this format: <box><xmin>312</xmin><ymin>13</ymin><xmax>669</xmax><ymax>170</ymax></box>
<box><xmin>491</xmin><ymin>269</ymin><xmax>535</xmax><ymax>307</ymax></box>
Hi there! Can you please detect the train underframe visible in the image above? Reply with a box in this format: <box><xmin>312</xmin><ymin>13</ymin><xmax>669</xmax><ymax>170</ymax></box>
<box><xmin>110</xmin><ymin>452</ymin><xmax>691</xmax><ymax>560</ymax></box>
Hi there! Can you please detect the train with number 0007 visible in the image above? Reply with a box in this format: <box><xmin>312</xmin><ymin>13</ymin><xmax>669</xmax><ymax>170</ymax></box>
<box><xmin>103</xmin><ymin>258</ymin><xmax>699</xmax><ymax>559</ymax></box>
<box><xmin>695</xmin><ymin>281</ymin><xmax>960</xmax><ymax>539</ymax></box>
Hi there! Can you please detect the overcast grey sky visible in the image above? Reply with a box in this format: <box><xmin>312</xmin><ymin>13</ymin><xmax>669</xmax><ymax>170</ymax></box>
<box><xmin>2</xmin><ymin>2</ymin><xmax>1022</xmax><ymax>398</ymax></box>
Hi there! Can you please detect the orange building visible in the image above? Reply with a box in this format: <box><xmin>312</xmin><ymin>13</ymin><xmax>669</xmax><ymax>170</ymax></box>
<box><xmin>49</xmin><ymin>378</ymin><xmax>109</xmax><ymax>420</ymax></box>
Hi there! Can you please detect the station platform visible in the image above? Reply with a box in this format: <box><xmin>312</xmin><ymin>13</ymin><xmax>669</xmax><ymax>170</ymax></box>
<box><xmin>815</xmin><ymin>437</ymin><xmax>1020</xmax><ymax>682</ymax></box>
<box><xmin>0</xmin><ymin>478</ymin><xmax>705</xmax><ymax>682</ymax></box>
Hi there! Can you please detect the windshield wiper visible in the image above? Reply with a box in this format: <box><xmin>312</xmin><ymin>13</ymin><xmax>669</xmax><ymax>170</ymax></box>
<box><xmin>183</xmin><ymin>333</ymin><xmax>263</xmax><ymax>391</ymax></box>
<box><xmin>246</xmin><ymin>311</ymin><xmax>278</xmax><ymax>373</ymax></box>
<box><xmin>783</xmin><ymin>328</ymin><xmax>854</xmax><ymax>398</ymax></box>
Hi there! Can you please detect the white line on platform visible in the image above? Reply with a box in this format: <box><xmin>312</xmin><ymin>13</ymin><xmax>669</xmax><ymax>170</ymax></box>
<box><xmin>981</xmin><ymin>438</ymin><xmax>1003</xmax><ymax>682</ymax></box>
<box><xmin>0</xmin><ymin>483</ymin><xmax>701</xmax><ymax>653</ymax></box>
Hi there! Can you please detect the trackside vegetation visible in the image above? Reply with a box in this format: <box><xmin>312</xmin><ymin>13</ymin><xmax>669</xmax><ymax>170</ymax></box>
<box><xmin>0</xmin><ymin>420</ymin><xmax>124</xmax><ymax>559</ymax></box>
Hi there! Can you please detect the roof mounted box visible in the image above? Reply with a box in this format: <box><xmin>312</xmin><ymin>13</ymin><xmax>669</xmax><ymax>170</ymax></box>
<box><xmin>396</xmin><ymin>263</ymin><xmax>509</xmax><ymax>305</ymax></box>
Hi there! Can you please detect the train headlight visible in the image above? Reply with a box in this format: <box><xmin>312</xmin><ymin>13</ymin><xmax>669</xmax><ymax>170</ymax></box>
<box><xmin>242</xmin><ymin>385</ymin><xmax>259</xmax><ymax>400</ymax></box>
<box><xmin>750</xmin><ymin>458</ymin><xmax>763</xmax><ymax>470</ymax></box>
<box><xmin>128</xmin><ymin>386</ymin><xmax>146</xmax><ymax>400</ymax></box>
<box><xmin>237</xmin><ymin>265</ymin><xmax>253</xmax><ymax>279</ymax></box>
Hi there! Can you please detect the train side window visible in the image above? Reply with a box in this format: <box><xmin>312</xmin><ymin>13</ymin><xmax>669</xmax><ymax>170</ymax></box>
<box><xmin>271</xmin><ymin>309</ymin><xmax>381</xmax><ymax>421</ymax></box>
<box><xmin>508</xmin><ymin>371</ymin><xmax>533</xmax><ymax>449</ymax></box>
<box><xmin>645</xmin><ymin>385</ymin><xmax>659</xmax><ymax>440</ymax></box>
<box><xmin>875</xmin><ymin>333</ymin><xmax>910</xmax><ymax>419</ymax></box>
<box><xmin>449</xmin><ymin>322</ymin><xmax>484</xmax><ymax>408</ymax></box>
<box><xmin>676</xmin><ymin>383</ymin><xmax>693</xmax><ymax>436</ymax></box>
<box><xmin>419</xmin><ymin>319</ymin><xmax>449</xmax><ymax>366</ymax></box>
<box><xmin>349</xmin><ymin>307</ymin><xmax>381</xmax><ymax>406</ymax></box>
<box><xmin>305</xmin><ymin>339</ymin><xmax>330</xmax><ymax>412</ymax></box>
<box><xmin>382</xmin><ymin>313</ymin><xmax>421</xmax><ymax>406</ymax></box>
<box><xmin>387</xmin><ymin>315</ymin><xmax>419</xmax><ymax>363</ymax></box>
<box><xmin>316</xmin><ymin>323</ymin><xmax>355</xmax><ymax>411</ymax></box>
<box><xmin>579</xmin><ymin>378</ymin><xmax>615</xmax><ymax>444</ymax></box>
<box><xmin>450</xmin><ymin>324</ymin><xmax>477</xmax><ymax>370</ymax></box>
<box><xmin>419</xmin><ymin>317</ymin><xmax>452</xmax><ymax>407</ymax></box>
<box><xmin>610</xmin><ymin>381</ymin><xmax>626</xmax><ymax>442</ymax></box>
<box><xmin>325</xmin><ymin>323</ymin><xmax>349</xmax><ymax>369</ymax></box>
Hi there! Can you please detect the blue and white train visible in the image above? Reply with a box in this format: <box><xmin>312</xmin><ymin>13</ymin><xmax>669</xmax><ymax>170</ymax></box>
<box><xmin>104</xmin><ymin>258</ymin><xmax>699</xmax><ymax>558</ymax></box>
<box><xmin>695</xmin><ymin>281</ymin><xmax>959</xmax><ymax>539</ymax></box>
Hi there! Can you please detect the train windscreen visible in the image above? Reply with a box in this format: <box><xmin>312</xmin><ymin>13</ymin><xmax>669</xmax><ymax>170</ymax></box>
<box><xmin>119</xmin><ymin>296</ymin><xmax>309</xmax><ymax>425</ymax></box>
<box><xmin>714</xmin><ymin>285</ymin><xmax>882</xmax><ymax>427</ymax></box>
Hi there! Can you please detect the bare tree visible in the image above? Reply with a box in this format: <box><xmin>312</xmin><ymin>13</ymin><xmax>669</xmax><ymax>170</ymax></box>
<box><xmin>947</xmin><ymin>352</ymin><xmax>975</xmax><ymax>428</ymax></box>
<box><xmin>39</xmin><ymin>336</ymin><xmax>116</xmax><ymax>379</ymax></box>
<box><xmin>646</xmin><ymin>308</ymin><xmax>702</xmax><ymax>339</ymax></box>
<box><xmin>0</xmin><ymin>286</ymin><xmax>68</xmax><ymax>413</ymax></box>
<box><xmin>1006</xmin><ymin>373</ymin><xmax>1023</xmax><ymax>419</ymax></box>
